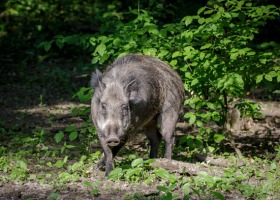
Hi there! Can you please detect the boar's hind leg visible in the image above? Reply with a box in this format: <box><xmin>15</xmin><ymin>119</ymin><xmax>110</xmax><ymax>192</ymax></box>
<box><xmin>159</xmin><ymin>111</ymin><xmax>178</xmax><ymax>159</ymax></box>
<box><xmin>144</xmin><ymin>120</ymin><xmax>162</xmax><ymax>158</ymax></box>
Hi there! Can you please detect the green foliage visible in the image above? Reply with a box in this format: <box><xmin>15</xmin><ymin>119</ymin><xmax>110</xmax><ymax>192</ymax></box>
<box><xmin>0</xmin><ymin>122</ymin><xmax>280</xmax><ymax>199</ymax></box>
<box><xmin>0</xmin><ymin>0</ymin><xmax>106</xmax><ymax>65</ymax></box>
<box><xmin>41</xmin><ymin>0</ymin><xmax>280</xmax><ymax>150</ymax></box>
<box><xmin>1</xmin><ymin>0</ymin><xmax>280</xmax><ymax>199</ymax></box>
<box><xmin>15</xmin><ymin>0</ymin><xmax>277</xmax><ymax>150</ymax></box>
<box><xmin>108</xmin><ymin>157</ymin><xmax>156</xmax><ymax>182</ymax></box>
<box><xmin>73</xmin><ymin>87</ymin><xmax>93</xmax><ymax>104</ymax></box>
<box><xmin>83</xmin><ymin>181</ymin><xmax>101</xmax><ymax>197</ymax></box>
<box><xmin>48</xmin><ymin>193</ymin><xmax>61</xmax><ymax>199</ymax></box>
<box><xmin>85</xmin><ymin>0</ymin><xmax>279</xmax><ymax>148</ymax></box>
<box><xmin>54</xmin><ymin>131</ymin><xmax>64</xmax><ymax>143</ymax></box>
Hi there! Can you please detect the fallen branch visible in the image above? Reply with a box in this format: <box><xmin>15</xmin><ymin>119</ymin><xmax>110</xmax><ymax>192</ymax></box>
<box><xmin>150</xmin><ymin>158</ymin><xmax>222</xmax><ymax>177</ymax></box>
<box><xmin>195</xmin><ymin>153</ymin><xmax>244</xmax><ymax>167</ymax></box>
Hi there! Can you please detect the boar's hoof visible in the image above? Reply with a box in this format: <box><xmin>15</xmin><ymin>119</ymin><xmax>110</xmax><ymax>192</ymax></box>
<box><xmin>106</xmin><ymin>137</ymin><xmax>120</xmax><ymax>147</ymax></box>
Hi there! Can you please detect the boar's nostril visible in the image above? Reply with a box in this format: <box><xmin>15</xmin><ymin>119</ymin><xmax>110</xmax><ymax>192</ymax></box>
<box><xmin>106</xmin><ymin>137</ymin><xmax>120</xmax><ymax>147</ymax></box>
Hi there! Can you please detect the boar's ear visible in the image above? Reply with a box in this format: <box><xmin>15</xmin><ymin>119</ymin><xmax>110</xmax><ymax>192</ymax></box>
<box><xmin>91</xmin><ymin>69</ymin><xmax>105</xmax><ymax>90</ymax></box>
<box><xmin>125</xmin><ymin>78</ymin><xmax>140</xmax><ymax>103</ymax></box>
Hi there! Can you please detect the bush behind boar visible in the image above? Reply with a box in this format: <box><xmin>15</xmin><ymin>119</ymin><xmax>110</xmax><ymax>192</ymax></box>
<box><xmin>91</xmin><ymin>54</ymin><xmax>185</xmax><ymax>176</ymax></box>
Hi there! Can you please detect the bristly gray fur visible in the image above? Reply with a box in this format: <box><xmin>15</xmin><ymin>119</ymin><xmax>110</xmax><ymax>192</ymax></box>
<box><xmin>91</xmin><ymin>54</ymin><xmax>185</xmax><ymax>176</ymax></box>
<box><xmin>90</xmin><ymin>69</ymin><xmax>103</xmax><ymax>89</ymax></box>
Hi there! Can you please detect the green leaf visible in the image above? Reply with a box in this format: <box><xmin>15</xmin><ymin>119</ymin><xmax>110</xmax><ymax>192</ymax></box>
<box><xmin>89</xmin><ymin>37</ymin><xmax>96</xmax><ymax>46</ymax></box>
<box><xmin>212</xmin><ymin>12</ymin><xmax>222</xmax><ymax>21</ymax></box>
<box><xmin>59</xmin><ymin>172</ymin><xmax>71</xmax><ymax>181</ymax></box>
<box><xmin>184</xmin><ymin>16</ymin><xmax>193</xmax><ymax>27</ymax></box>
<box><xmin>63</xmin><ymin>156</ymin><xmax>68</xmax><ymax>163</ymax></box>
<box><xmin>200</xmin><ymin>43</ymin><xmax>212</xmax><ymax>50</ymax></box>
<box><xmin>268</xmin><ymin>71</ymin><xmax>278</xmax><ymax>77</ymax></box>
<box><xmin>55</xmin><ymin>39</ymin><xmax>64</xmax><ymax>49</ymax></box>
<box><xmin>247</xmin><ymin>51</ymin><xmax>256</xmax><ymax>56</ymax></box>
<box><xmin>55</xmin><ymin>160</ymin><xmax>64</xmax><ymax>168</ymax></box>
<box><xmin>182</xmin><ymin>183</ymin><xmax>191</xmax><ymax>195</ymax></box>
<box><xmin>95</xmin><ymin>44</ymin><xmax>106</xmax><ymax>56</ymax></box>
<box><xmin>69</xmin><ymin>131</ymin><xmax>78</xmax><ymax>141</ymax></box>
<box><xmin>189</xmin><ymin>114</ymin><xmax>196</xmax><ymax>125</ymax></box>
<box><xmin>211</xmin><ymin>191</ymin><xmax>225</xmax><ymax>200</ymax></box>
<box><xmin>184</xmin><ymin>112</ymin><xmax>193</xmax><ymax>118</ymax></box>
<box><xmin>206</xmin><ymin>102</ymin><xmax>216</xmax><ymax>110</ymax></box>
<box><xmin>203</xmin><ymin>60</ymin><xmax>210</xmax><ymax>68</ymax></box>
<box><xmin>18</xmin><ymin>161</ymin><xmax>27</xmax><ymax>170</ymax></box>
<box><xmin>108</xmin><ymin>168</ymin><xmax>123</xmax><ymax>180</ymax></box>
<box><xmin>259</xmin><ymin>58</ymin><xmax>267</xmax><ymax>64</ymax></box>
<box><xmin>162</xmin><ymin>192</ymin><xmax>173</xmax><ymax>200</ymax></box>
<box><xmin>125</xmin><ymin>168</ymin><xmax>142</xmax><ymax>178</ymax></box>
<box><xmin>158</xmin><ymin>50</ymin><xmax>169</xmax><ymax>58</ymax></box>
<box><xmin>41</xmin><ymin>40</ymin><xmax>54</xmax><ymax>52</ymax></box>
<box><xmin>197</xmin><ymin>7</ymin><xmax>206</xmax><ymax>15</ymax></box>
<box><xmin>65</xmin><ymin>125</ymin><xmax>76</xmax><ymax>132</ymax></box>
<box><xmin>172</xmin><ymin>51</ymin><xmax>182</xmax><ymax>58</ymax></box>
<box><xmin>170</xmin><ymin>60</ymin><xmax>178</xmax><ymax>68</ymax></box>
<box><xmin>71</xmin><ymin>162</ymin><xmax>80</xmax><ymax>172</ymax></box>
<box><xmin>91</xmin><ymin>57</ymin><xmax>99</xmax><ymax>64</ymax></box>
<box><xmin>144</xmin><ymin>159</ymin><xmax>155</xmax><ymax>164</ymax></box>
<box><xmin>199</xmin><ymin>52</ymin><xmax>205</xmax><ymax>60</ymax></box>
<box><xmin>155</xmin><ymin>168</ymin><xmax>170</xmax><ymax>179</ymax></box>
<box><xmin>191</xmin><ymin>78</ymin><xmax>199</xmax><ymax>86</ymax></box>
<box><xmin>54</xmin><ymin>131</ymin><xmax>64</xmax><ymax>143</ymax></box>
<box><xmin>156</xmin><ymin>186</ymin><xmax>169</xmax><ymax>192</ymax></box>
<box><xmin>256</xmin><ymin>75</ymin><xmax>263</xmax><ymax>83</ymax></box>
<box><xmin>65</xmin><ymin>144</ymin><xmax>75</xmax><ymax>148</ymax></box>
<box><xmin>245</xmin><ymin>2</ymin><xmax>252</xmax><ymax>7</ymax></box>
<box><xmin>204</xmin><ymin>9</ymin><xmax>214</xmax><ymax>15</ymax></box>
<box><xmin>230</xmin><ymin>52</ymin><xmax>239</xmax><ymax>60</ymax></box>
<box><xmin>265</xmin><ymin>74</ymin><xmax>272</xmax><ymax>81</ymax></box>
<box><xmin>224</xmin><ymin>12</ymin><xmax>231</xmax><ymax>18</ymax></box>
<box><xmin>113</xmin><ymin>38</ymin><xmax>121</xmax><ymax>47</ymax></box>
<box><xmin>198</xmin><ymin>17</ymin><xmax>205</xmax><ymax>24</ymax></box>
<box><xmin>181</xmin><ymin>30</ymin><xmax>193</xmax><ymax>42</ymax></box>
<box><xmin>196</xmin><ymin>120</ymin><xmax>203</xmax><ymax>127</ymax></box>
<box><xmin>214</xmin><ymin>133</ymin><xmax>225</xmax><ymax>143</ymax></box>
<box><xmin>92</xmin><ymin>188</ymin><xmax>100</xmax><ymax>197</ymax></box>
<box><xmin>159</xmin><ymin>29</ymin><xmax>167</xmax><ymax>38</ymax></box>
<box><xmin>143</xmin><ymin>48</ymin><xmax>157</xmax><ymax>56</ymax></box>
<box><xmin>131</xmin><ymin>158</ymin><xmax>144</xmax><ymax>168</ymax></box>
<box><xmin>48</xmin><ymin>193</ymin><xmax>60</xmax><ymax>199</ymax></box>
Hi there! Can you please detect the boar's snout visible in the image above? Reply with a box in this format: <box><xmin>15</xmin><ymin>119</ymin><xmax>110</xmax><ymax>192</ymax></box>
<box><xmin>106</xmin><ymin>136</ymin><xmax>120</xmax><ymax>147</ymax></box>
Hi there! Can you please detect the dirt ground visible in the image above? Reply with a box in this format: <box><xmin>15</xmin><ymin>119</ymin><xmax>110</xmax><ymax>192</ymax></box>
<box><xmin>0</xmin><ymin>63</ymin><xmax>279</xmax><ymax>200</ymax></box>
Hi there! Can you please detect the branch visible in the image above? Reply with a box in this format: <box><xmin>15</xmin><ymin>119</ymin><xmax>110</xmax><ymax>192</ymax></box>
<box><xmin>150</xmin><ymin>158</ymin><xmax>222</xmax><ymax>177</ymax></box>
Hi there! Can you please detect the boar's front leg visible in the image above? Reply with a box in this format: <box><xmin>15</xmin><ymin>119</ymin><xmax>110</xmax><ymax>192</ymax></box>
<box><xmin>96</xmin><ymin>137</ymin><xmax>113</xmax><ymax>176</ymax></box>
<box><xmin>96</xmin><ymin>135</ymin><xmax>128</xmax><ymax>176</ymax></box>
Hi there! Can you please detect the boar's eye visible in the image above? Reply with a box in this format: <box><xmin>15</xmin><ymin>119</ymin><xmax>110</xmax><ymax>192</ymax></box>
<box><xmin>121</xmin><ymin>104</ymin><xmax>129</xmax><ymax>116</ymax></box>
<box><xmin>101</xmin><ymin>103</ymin><xmax>107</xmax><ymax>115</ymax></box>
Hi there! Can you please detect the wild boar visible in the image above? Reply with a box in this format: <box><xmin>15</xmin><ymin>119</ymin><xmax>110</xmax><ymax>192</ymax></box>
<box><xmin>91</xmin><ymin>54</ymin><xmax>185</xmax><ymax>176</ymax></box>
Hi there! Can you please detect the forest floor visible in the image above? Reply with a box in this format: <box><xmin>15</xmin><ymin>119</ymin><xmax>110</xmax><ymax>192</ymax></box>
<box><xmin>0</xmin><ymin>60</ymin><xmax>279</xmax><ymax>200</ymax></box>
